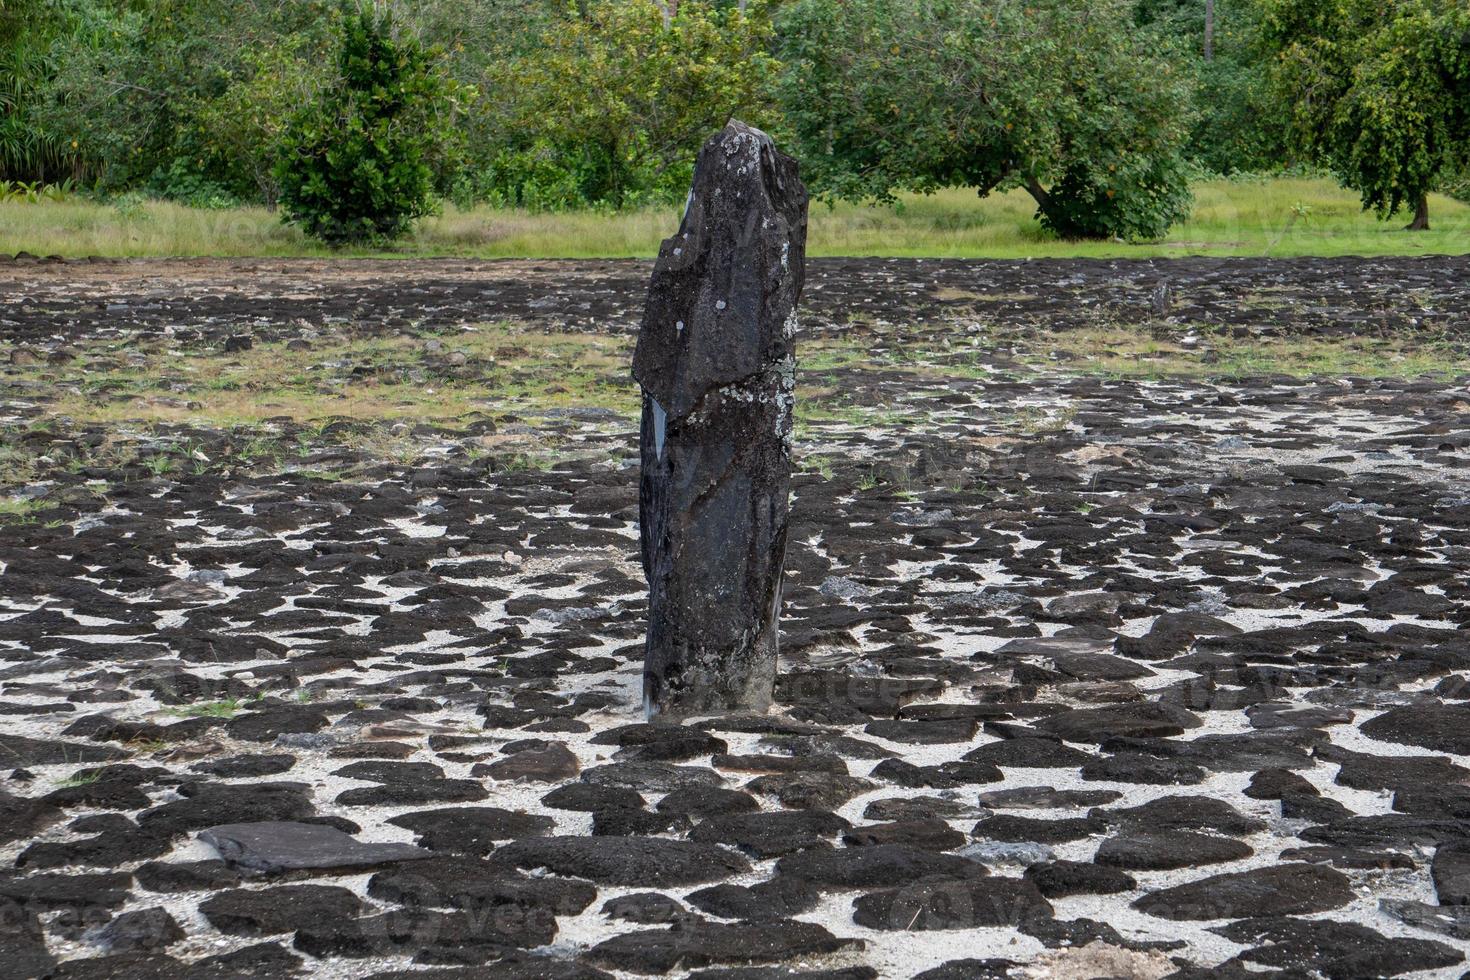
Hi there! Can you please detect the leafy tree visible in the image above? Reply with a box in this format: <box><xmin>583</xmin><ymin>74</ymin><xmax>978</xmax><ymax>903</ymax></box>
<box><xmin>1137</xmin><ymin>0</ymin><xmax>1289</xmax><ymax>173</ymax></box>
<box><xmin>479</xmin><ymin>0</ymin><xmax>776</xmax><ymax>208</ymax></box>
<box><xmin>1260</xmin><ymin>0</ymin><xmax>1470</xmax><ymax>229</ymax></box>
<box><xmin>37</xmin><ymin>0</ymin><xmax>337</xmax><ymax>194</ymax></box>
<box><xmin>276</xmin><ymin>4</ymin><xmax>468</xmax><ymax>245</ymax></box>
<box><xmin>776</xmin><ymin>0</ymin><xmax>1195</xmax><ymax>240</ymax></box>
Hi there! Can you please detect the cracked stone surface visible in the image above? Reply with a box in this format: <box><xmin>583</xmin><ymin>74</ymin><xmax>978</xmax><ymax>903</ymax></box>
<box><xmin>0</xmin><ymin>254</ymin><xmax>1468</xmax><ymax>977</ymax></box>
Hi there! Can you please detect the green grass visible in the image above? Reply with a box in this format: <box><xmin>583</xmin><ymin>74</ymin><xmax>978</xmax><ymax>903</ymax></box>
<box><xmin>0</xmin><ymin>497</ymin><xmax>46</xmax><ymax>520</ymax></box>
<box><xmin>2</xmin><ymin>178</ymin><xmax>1467</xmax><ymax>259</ymax></box>
<box><xmin>167</xmin><ymin>698</ymin><xmax>246</xmax><ymax>719</ymax></box>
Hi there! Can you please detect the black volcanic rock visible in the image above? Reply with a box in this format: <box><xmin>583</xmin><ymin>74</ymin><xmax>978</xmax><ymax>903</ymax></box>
<box><xmin>1133</xmin><ymin>864</ymin><xmax>1354</xmax><ymax>920</ymax></box>
<box><xmin>635</xmin><ymin>120</ymin><xmax>808</xmax><ymax>718</ymax></box>
<box><xmin>492</xmin><ymin>835</ymin><xmax>749</xmax><ymax>886</ymax></box>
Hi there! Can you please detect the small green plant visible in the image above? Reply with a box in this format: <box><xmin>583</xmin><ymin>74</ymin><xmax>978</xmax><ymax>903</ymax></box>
<box><xmin>169</xmin><ymin>698</ymin><xmax>245</xmax><ymax>719</ymax></box>
<box><xmin>806</xmin><ymin>456</ymin><xmax>836</xmax><ymax>480</ymax></box>
<box><xmin>126</xmin><ymin>738</ymin><xmax>169</xmax><ymax>755</ymax></box>
<box><xmin>142</xmin><ymin>454</ymin><xmax>177</xmax><ymax>476</ymax></box>
<box><xmin>111</xmin><ymin>192</ymin><xmax>150</xmax><ymax>221</ymax></box>
<box><xmin>0</xmin><ymin>178</ymin><xmax>76</xmax><ymax>203</ymax></box>
<box><xmin>56</xmin><ymin>770</ymin><xmax>103</xmax><ymax>788</ymax></box>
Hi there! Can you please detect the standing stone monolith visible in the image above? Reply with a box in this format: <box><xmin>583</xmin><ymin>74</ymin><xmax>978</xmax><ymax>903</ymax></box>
<box><xmin>634</xmin><ymin>120</ymin><xmax>808</xmax><ymax>719</ymax></box>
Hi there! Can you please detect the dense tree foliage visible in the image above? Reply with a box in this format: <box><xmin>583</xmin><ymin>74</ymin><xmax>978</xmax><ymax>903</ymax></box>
<box><xmin>1138</xmin><ymin>0</ymin><xmax>1289</xmax><ymax>174</ymax></box>
<box><xmin>277</xmin><ymin>6</ymin><xmax>466</xmax><ymax>244</ymax></box>
<box><xmin>1260</xmin><ymin>0</ymin><xmax>1470</xmax><ymax>229</ymax></box>
<box><xmin>776</xmin><ymin>0</ymin><xmax>1194</xmax><ymax>240</ymax></box>
<box><xmin>1</xmin><ymin>0</ymin><xmax>1462</xmax><ymax>240</ymax></box>
<box><xmin>0</xmin><ymin>0</ymin><xmax>83</xmax><ymax>181</ymax></box>
<box><xmin>473</xmin><ymin>0</ymin><xmax>775</xmax><ymax>209</ymax></box>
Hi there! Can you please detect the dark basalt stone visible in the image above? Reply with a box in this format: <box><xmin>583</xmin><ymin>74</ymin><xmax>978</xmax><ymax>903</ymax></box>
<box><xmin>367</xmin><ymin>857</ymin><xmax>596</xmax><ymax>915</ymax></box>
<box><xmin>492</xmin><ymin>835</ymin><xmax>750</xmax><ymax>886</ymax></box>
<box><xmin>602</xmin><ymin>893</ymin><xmax>689</xmax><ymax>924</ymax></box>
<box><xmin>17</xmin><ymin>823</ymin><xmax>171</xmax><ymax>869</ymax></box>
<box><xmin>912</xmin><ymin>961</ymin><xmax>1019</xmax><ymax>980</ymax></box>
<box><xmin>635</xmin><ymin>120</ymin><xmax>807</xmax><ymax>719</ymax></box>
<box><xmin>744</xmin><ymin>771</ymin><xmax>875</xmax><ymax>809</ymax></box>
<box><xmin>1215</xmin><ymin>916</ymin><xmax>1464</xmax><ymax>977</ymax></box>
<box><xmin>685</xmin><ymin>875</ymin><xmax>821</xmax><ymax>920</ymax></box>
<box><xmin>200</xmin><ymin>884</ymin><xmax>363</xmax><ymax>936</ymax></box>
<box><xmin>1033</xmin><ymin>703</ymin><xmax>1202</xmax><ymax>743</ymax></box>
<box><xmin>656</xmin><ymin>786</ymin><xmax>760</xmax><ymax>818</ymax></box>
<box><xmin>0</xmin><ymin>733</ymin><xmax>127</xmax><ymax>766</ymax></box>
<box><xmin>972</xmin><ymin>814</ymin><xmax>1105</xmax><ymax>844</ymax></box>
<box><xmin>1024</xmin><ymin>860</ymin><xmax>1136</xmax><ymax>898</ymax></box>
<box><xmin>542</xmin><ymin>783</ymin><xmax>645</xmax><ymax>812</ymax></box>
<box><xmin>294</xmin><ymin>906</ymin><xmax>556</xmax><ymax>963</ymax></box>
<box><xmin>363</xmin><ymin>958</ymin><xmax>614</xmax><ymax>980</ymax></box>
<box><xmin>842</xmin><ymin>818</ymin><xmax>968</xmax><ymax>852</ymax></box>
<box><xmin>581</xmin><ymin>761</ymin><xmax>723</xmax><ymax>793</ymax></box>
<box><xmin>962</xmin><ymin>738</ymin><xmax>1093</xmax><ymax>769</ymax></box>
<box><xmin>851</xmin><ymin>876</ymin><xmax>1052</xmax><ymax>930</ymax></box>
<box><xmin>0</xmin><ymin>896</ymin><xmax>54</xmax><ymax>977</ymax></box>
<box><xmin>199</xmin><ymin>820</ymin><xmax>433</xmax><ymax>874</ymax></box>
<box><xmin>686</xmin><ymin>970</ymin><xmax>876</xmax><ymax>980</ymax></box>
<box><xmin>1244</xmin><ymin>768</ymin><xmax>1318</xmax><ymax>800</ymax></box>
<box><xmin>1080</xmin><ymin>752</ymin><xmax>1206</xmax><ymax>785</ymax></box>
<box><xmin>1098</xmin><ymin>795</ymin><xmax>1267</xmax><ymax>835</ymax></box>
<box><xmin>690</xmin><ymin>809</ymin><xmax>850</xmax><ymax>858</ymax></box>
<box><xmin>134</xmin><ymin>859</ymin><xmax>241</xmax><ymax>893</ymax></box>
<box><xmin>137</xmin><ymin>782</ymin><xmax>315</xmax><ymax>837</ymax></box>
<box><xmin>592</xmin><ymin>806</ymin><xmax>692</xmax><ymax>837</ymax></box>
<box><xmin>595</xmin><ymin>724</ymin><xmax>727</xmax><ymax>762</ymax></box>
<box><xmin>1359</xmin><ymin>704</ymin><xmax>1470</xmax><ymax>754</ymax></box>
<box><xmin>91</xmin><ymin>910</ymin><xmax>185</xmax><ymax>952</ymax></box>
<box><xmin>386</xmin><ymin>807</ymin><xmax>555</xmax><ymax>857</ymax></box>
<box><xmin>1132</xmin><ymin>864</ymin><xmax>1354</xmax><ymax>920</ymax></box>
<box><xmin>0</xmin><ymin>870</ymin><xmax>132</xmax><ymax>910</ymax></box>
<box><xmin>477</xmin><ymin>743</ymin><xmax>581</xmax><ymax>782</ymax></box>
<box><xmin>0</xmin><ymin>789</ymin><xmax>64</xmax><ymax>844</ymax></box>
<box><xmin>587</xmin><ymin>920</ymin><xmax>855</xmax><ymax>975</ymax></box>
<box><xmin>224</xmin><ymin>705</ymin><xmax>329</xmax><ymax>742</ymax></box>
<box><xmin>1094</xmin><ymin>831</ymin><xmax>1253</xmax><ymax>870</ymax></box>
<box><xmin>870</xmin><ymin>757</ymin><xmax>1002</xmax><ymax>789</ymax></box>
<box><xmin>1432</xmin><ymin>842</ymin><xmax>1470</xmax><ymax>905</ymax></box>
<box><xmin>775</xmin><ymin>843</ymin><xmax>987</xmax><ymax>888</ymax></box>
<box><xmin>1328</xmin><ymin>748</ymin><xmax>1470</xmax><ymax>791</ymax></box>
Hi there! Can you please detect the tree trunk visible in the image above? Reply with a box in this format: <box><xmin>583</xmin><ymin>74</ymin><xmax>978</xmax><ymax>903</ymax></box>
<box><xmin>1204</xmin><ymin>0</ymin><xmax>1215</xmax><ymax>62</ymax></box>
<box><xmin>1024</xmin><ymin>176</ymin><xmax>1050</xmax><ymax>213</ymax></box>
<box><xmin>1405</xmin><ymin>195</ymin><xmax>1429</xmax><ymax>231</ymax></box>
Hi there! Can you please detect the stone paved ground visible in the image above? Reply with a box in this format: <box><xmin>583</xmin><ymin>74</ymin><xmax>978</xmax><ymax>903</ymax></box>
<box><xmin>1</xmin><ymin>257</ymin><xmax>1468</xmax><ymax>979</ymax></box>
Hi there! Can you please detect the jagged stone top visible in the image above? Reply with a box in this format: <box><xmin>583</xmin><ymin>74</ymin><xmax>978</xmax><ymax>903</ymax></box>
<box><xmin>632</xmin><ymin>120</ymin><xmax>808</xmax><ymax>419</ymax></box>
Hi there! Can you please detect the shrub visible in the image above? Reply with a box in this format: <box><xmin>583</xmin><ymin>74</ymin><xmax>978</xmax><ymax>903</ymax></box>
<box><xmin>276</xmin><ymin>4</ymin><xmax>467</xmax><ymax>245</ymax></box>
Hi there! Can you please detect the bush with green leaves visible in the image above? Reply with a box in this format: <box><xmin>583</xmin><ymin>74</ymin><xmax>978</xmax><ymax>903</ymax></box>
<box><xmin>275</xmin><ymin>5</ymin><xmax>468</xmax><ymax>245</ymax></box>
<box><xmin>1261</xmin><ymin>0</ymin><xmax>1470</xmax><ymax>229</ymax></box>
<box><xmin>776</xmin><ymin>0</ymin><xmax>1195</xmax><ymax>240</ymax></box>
<box><xmin>0</xmin><ymin>0</ymin><xmax>84</xmax><ymax>182</ymax></box>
